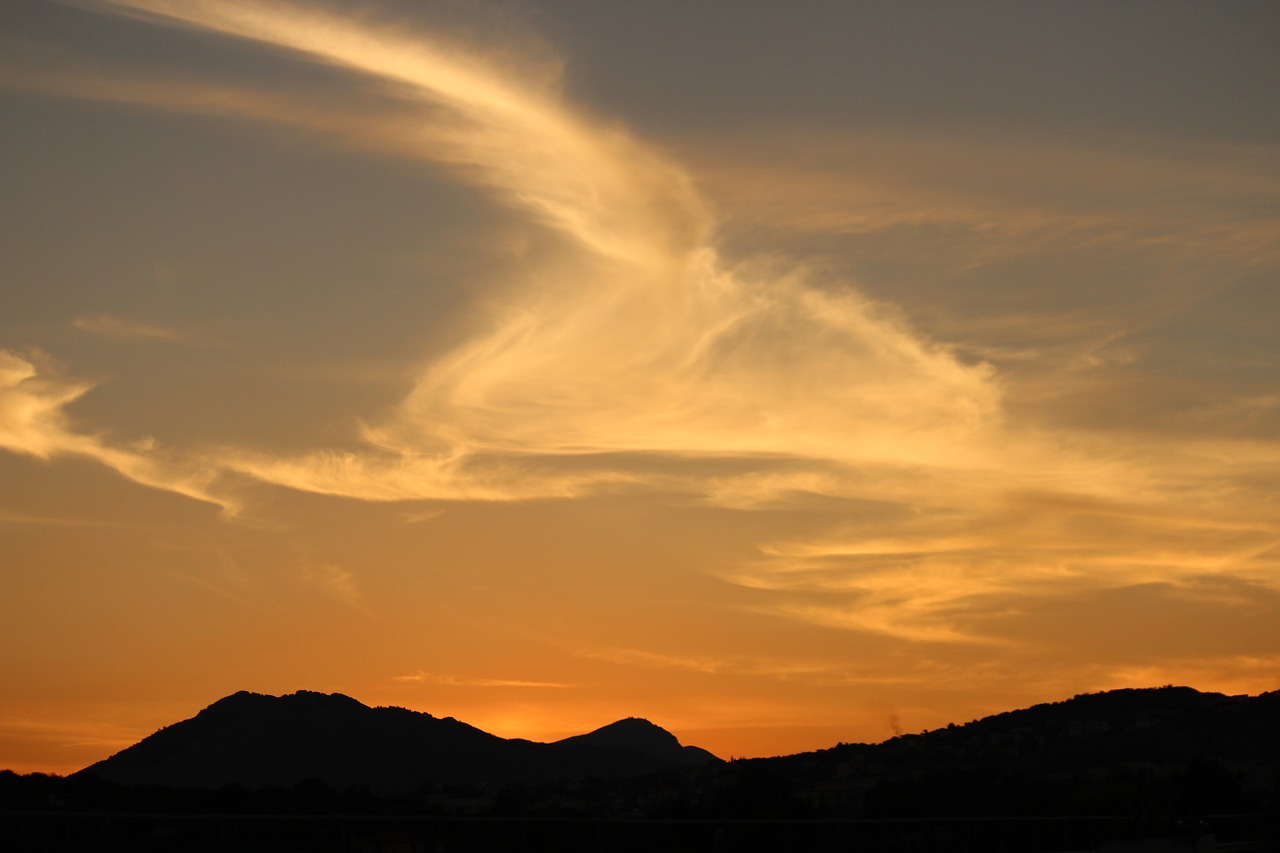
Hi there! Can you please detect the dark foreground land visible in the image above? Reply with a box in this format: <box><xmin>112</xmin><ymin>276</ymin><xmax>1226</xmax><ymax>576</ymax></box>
<box><xmin>4</xmin><ymin>811</ymin><xmax>1276</xmax><ymax>853</ymax></box>
<box><xmin>3</xmin><ymin>686</ymin><xmax>1277</xmax><ymax>851</ymax></box>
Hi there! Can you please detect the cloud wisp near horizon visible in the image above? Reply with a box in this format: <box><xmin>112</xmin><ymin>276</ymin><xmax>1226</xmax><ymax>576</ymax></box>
<box><xmin>3</xmin><ymin>0</ymin><xmax>1278</xmax><ymax>649</ymax></box>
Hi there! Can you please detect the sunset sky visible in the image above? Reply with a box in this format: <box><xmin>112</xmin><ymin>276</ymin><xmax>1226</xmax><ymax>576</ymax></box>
<box><xmin>3</xmin><ymin>0</ymin><xmax>1279</xmax><ymax>775</ymax></box>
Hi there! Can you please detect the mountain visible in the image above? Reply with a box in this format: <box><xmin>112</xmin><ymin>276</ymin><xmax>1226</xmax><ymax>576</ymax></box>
<box><xmin>9</xmin><ymin>686</ymin><xmax>1274</xmax><ymax>851</ymax></box>
<box><xmin>712</xmin><ymin>686</ymin><xmax>1280</xmax><ymax>819</ymax></box>
<box><xmin>556</xmin><ymin>716</ymin><xmax>719</xmax><ymax>765</ymax></box>
<box><xmin>78</xmin><ymin>691</ymin><xmax>721</xmax><ymax>793</ymax></box>
<box><xmin>74</xmin><ymin>686</ymin><xmax>1278</xmax><ymax>810</ymax></box>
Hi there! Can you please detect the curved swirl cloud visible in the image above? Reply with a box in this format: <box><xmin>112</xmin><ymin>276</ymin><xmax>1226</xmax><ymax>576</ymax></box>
<box><xmin>2</xmin><ymin>0</ymin><xmax>1277</xmax><ymax>650</ymax></box>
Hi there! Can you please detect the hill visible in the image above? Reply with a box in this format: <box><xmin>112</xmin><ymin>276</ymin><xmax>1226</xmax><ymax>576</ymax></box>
<box><xmin>3</xmin><ymin>687</ymin><xmax>1275</xmax><ymax>850</ymax></box>
<box><xmin>715</xmin><ymin>686</ymin><xmax>1279</xmax><ymax>819</ymax></box>
<box><xmin>64</xmin><ymin>685</ymin><xmax>1277</xmax><ymax>818</ymax></box>
<box><xmin>77</xmin><ymin>690</ymin><xmax>719</xmax><ymax>793</ymax></box>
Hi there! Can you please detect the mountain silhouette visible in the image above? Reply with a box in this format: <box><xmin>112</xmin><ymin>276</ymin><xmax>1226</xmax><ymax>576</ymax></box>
<box><xmin>8</xmin><ymin>686</ymin><xmax>1274</xmax><ymax>851</ymax></box>
<box><xmin>79</xmin><ymin>691</ymin><xmax>720</xmax><ymax>793</ymax></box>
<box><xmin>550</xmin><ymin>717</ymin><xmax>719</xmax><ymax>778</ymax></box>
<box><xmin>715</xmin><ymin>685</ymin><xmax>1279</xmax><ymax>820</ymax></box>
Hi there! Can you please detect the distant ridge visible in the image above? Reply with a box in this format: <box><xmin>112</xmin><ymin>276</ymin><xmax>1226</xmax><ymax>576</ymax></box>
<box><xmin>736</xmin><ymin>685</ymin><xmax>1279</xmax><ymax>819</ymax></box>
<box><xmin>7</xmin><ymin>687</ymin><xmax>1273</xmax><ymax>850</ymax></box>
<box><xmin>72</xmin><ymin>686</ymin><xmax>1279</xmax><ymax>813</ymax></box>
<box><xmin>79</xmin><ymin>691</ymin><xmax>720</xmax><ymax>793</ymax></box>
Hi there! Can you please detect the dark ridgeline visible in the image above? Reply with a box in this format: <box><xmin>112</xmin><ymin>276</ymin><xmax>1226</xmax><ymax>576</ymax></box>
<box><xmin>1</xmin><ymin>686</ymin><xmax>1277</xmax><ymax>852</ymax></box>
<box><xmin>728</xmin><ymin>685</ymin><xmax>1278</xmax><ymax>819</ymax></box>
<box><xmin>78</xmin><ymin>690</ymin><xmax>719</xmax><ymax>792</ymax></box>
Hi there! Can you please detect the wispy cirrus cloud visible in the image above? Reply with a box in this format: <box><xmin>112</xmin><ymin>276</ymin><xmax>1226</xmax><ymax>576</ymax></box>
<box><xmin>73</xmin><ymin>314</ymin><xmax>185</xmax><ymax>342</ymax></box>
<box><xmin>0</xmin><ymin>349</ymin><xmax>230</xmax><ymax>510</ymax></box>
<box><xmin>300</xmin><ymin>560</ymin><xmax>369</xmax><ymax>613</ymax></box>
<box><xmin>0</xmin><ymin>0</ymin><xmax>1275</xmax><ymax>650</ymax></box>
<box><xmin>576</xmin><ymin>646</ymin><xmax>729</xmax><ymax>675</ymax></box>
<box><xmin>9</xmin><ymin>0</ymin><xmax>1000</xmax><ymax>504</ymax></box>
<box><xmin>0</xmin><ymin>510</ymin><xmax>130</xmax><ymax>527</ymax></box>
<box><xmin>689</xmin><ymin>129</ymin><xmax>1280</xmax><ymax>270</ymax></box>
<box><xmin>394</xmin><ymin>672</ymin><xmax>570</xmax><ymax>689</ymax></box>
<box><xmin>723</xmin><ymin>471</ymin><xmax>1280</xmax><ymax>642</ymax></box>
<box><xmin>576</xmin><ymin>645</ymin><xmax>928</xmax><ymax>685</ymax></box>
<box><xmin>0</xmin><ymin>715</ymin><xmax>142</xmax><ymax>750</ymax></box>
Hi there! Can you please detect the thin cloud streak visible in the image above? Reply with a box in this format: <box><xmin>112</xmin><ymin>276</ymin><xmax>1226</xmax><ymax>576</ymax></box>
<box><xmin>576</xmin><ymin>646</ymin><xmax>926</xmax><ymax>686</ymax></box>
<box><xmin>73</xmin><ymin>314</ymin><xmax>185</xmax><ymax>342</ymax></box>
<box><xmin>300</xmin><ymin>561</ymin><xmax>369</xmax><ymax>613</ymax></box>
<box><xmin>0</xmin><ymin>510</ymin><xmax>131</xmax><ymax>528</ymax></box>
<box><xmin>394</xmin><ymin>672</ymin><xmax>570</xmax><ymax>689</ymax></box>
<box><xmin>93</xmin><ymin>0</ymin><xmax>709</xmax><ymax>267</ymax></box>
<box><xmin>691</xmin><ymin>130</ymin><xmax>1280</xmax><ymax>269</ymax></box>
<box><xmin>0</xmin><ymin>350</ymin><xmax>230</xmax><ymax>511</ymax></box>
<box><xmin>0</xmin><ymin>716</ymin><xmax>142</xmax><ymax>749</ymax></box>
<box><xmin>726</xmin><ymin>469</ymin><xmax>1280</xmax><ymax>641</ymax></box>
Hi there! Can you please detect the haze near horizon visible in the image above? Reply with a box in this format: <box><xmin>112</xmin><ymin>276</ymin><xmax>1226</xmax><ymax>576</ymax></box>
<box><xmin>2</xmin><ymin>0</ymin><xmax>1278</xmax><ymax>774</ymax></box>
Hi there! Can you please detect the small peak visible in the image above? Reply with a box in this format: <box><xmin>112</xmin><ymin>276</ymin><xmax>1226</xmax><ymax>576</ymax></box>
<box><xmin>203</xmin><ymin>691</ymin><xmax>270</xmax><ymax>713</ymax></box>
<box><xmin>578</xmin><ymin>717</ymin><xmax>681</xmax><ymax>750</ymax></box>
<box><xmin>200</xmin><ymin>690</ymin><xmax>369</xmax><ymax>717</ymax></box>
<box><xmin>561</xmin><ymin>717</ymin><xmax>721</xmax><ymax>765</ymax></box>
<box><xmin>281</xmin><ymin>690</ymin><xmax>368</xmax><ymax>710</ymax></box>
<box><xmin>597</xmin><ymin>717</ymin><xmax>665</xmax><ymax>733</ymax></box>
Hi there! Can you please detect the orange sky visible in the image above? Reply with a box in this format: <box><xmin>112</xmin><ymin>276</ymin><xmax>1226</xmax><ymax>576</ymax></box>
<box><xmin>2</xmin><ymin>0</ymin><xmax>1279</xmax><ymax>775</ymax></box>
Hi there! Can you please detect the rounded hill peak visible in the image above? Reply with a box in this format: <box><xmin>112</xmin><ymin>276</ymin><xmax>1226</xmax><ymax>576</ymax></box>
<box><xmin>574</xmin><ymin>717</ymin><xmax>681</xmax><ymax>752</ymax></box>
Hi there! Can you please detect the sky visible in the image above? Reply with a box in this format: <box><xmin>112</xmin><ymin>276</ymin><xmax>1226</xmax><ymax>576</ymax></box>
<box><xmin>2</xmin><ymin>0</ymin><xmax>1278</xmax><ymax>774</ymax></box>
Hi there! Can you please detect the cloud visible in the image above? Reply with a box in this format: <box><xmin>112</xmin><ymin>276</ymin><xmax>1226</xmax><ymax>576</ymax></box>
<box><xmin>687</xmin><ymin>129</ymin><xmax>1280</xmax><ymax>270</ymax></box>
<box><xmin>0</xmin><ymin>510</ymin><xmax>126</xmax><ymax>527</ymax></box>
<box><xmin>575</xmin><ymin>645</ymin><xmax>926</xmax><ymax>685</ymax></box>
<box><xmin>394</xmin><ymin>672</ymin><xmax>570</xmax><ymax>689</ymax></box>
<box><xmin>72</xmin><ymin>314</ymin><xmax>185</xmax><ymax>342</ymax></box>
<box><xmin>0</xmin><ymin>350</ymin><xmax>230</xmax><ymax>510</ymax></box>
<box><xmin>85</xmin><ymin>0</ymin><xmax>709</xmax><ymax>266</ymax></box>
<box><xmin>400</xmin><ymin>507</ymin><xmax>446</xmax><ymax>524</ymax></box>
<box><xmin>720</xmin><ymin>471</ymin><xmax>1280</xmax><ymax>642</ymax></box>
<box><xmin>300</xmin><ymin>561</ymin><xmax>367</xmax><ymax>612</ymax></box>
<box><xmin>2</xmin><ymin>0</ymin><xmax>1277</xmax><ymax>650</ymax></box>
<box><xmin>0</xmin><ymin>715</ymin><xmax>142</xmax><ymax>750</ymax></box>
<box><xmin>166</xmin><ymin>550</ymin><xmax>267</xmax><ymax>612</ymax></box>
<box><xmin>20</xmin><ymin>0</ymin><xmax>998</xmax><ymax>504</ymax></box>
<box><xmin>577</xmin><ymin>646</ymin><xmax>729</xmax><ymax>675</ymax></box>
